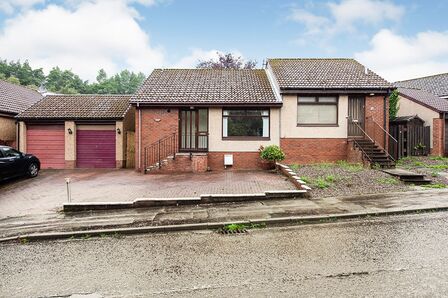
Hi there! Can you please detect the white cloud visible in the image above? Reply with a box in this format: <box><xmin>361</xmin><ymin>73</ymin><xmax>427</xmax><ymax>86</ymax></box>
<box><xmin>173</xmin><ymin>49</ymin><xmax>223</xmax><ymax>68</ymax></box>
<box><xmin>288</xmin><ymin>0</ymin><xmax>404</xmax><ymax>34</ymax></box>
<box><xmin>328</xmin><ymin>0</ymin><xmax>404</xmax><ymax>29</ymax></box>
<box><xmin>288</xmin><ymin>8</ymin><xmax>330</xmax><ymax>35</ymax></box>
<box><xmin>355</xmin><ymin>29</ymin><xmax>448</xmax><ymax>82</ymax></box>
<box><xmin>0</xmin><ymin>0</ymin><xmax>164</xmax><ymax>81</ymax></box>
<box><xmin>0</xmin><ymin>0</ymin><xmax>45</xmax><ymax>14</ymax></box>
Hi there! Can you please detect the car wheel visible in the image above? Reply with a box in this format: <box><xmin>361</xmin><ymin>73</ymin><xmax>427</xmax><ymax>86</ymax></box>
<box><xmin>28</xmin><ymin>163</ymin><xmax>39</xmax><ymax>178</ymax></box>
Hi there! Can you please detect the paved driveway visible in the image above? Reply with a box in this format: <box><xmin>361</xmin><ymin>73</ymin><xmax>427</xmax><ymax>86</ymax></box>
<box><xmin>0</xmin><ymin>169</ymin><xmax>295</xmax><ymax>218</ymax></box>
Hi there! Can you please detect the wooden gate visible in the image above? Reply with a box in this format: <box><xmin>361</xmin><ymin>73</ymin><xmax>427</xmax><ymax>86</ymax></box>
<box><xmin>126</xmin><ymin>131</ymin><xmax>135</xmax><ymax>169</ymax></box>
<box><xmin>389</xmin><ymin>116</ymin><xmax>430</xmax><ymax>159</ymax></box>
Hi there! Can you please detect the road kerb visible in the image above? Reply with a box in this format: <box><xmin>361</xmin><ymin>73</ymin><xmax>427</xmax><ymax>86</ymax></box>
<box><xmin>2</xmin><ymin>205</ymin><xmax>448</xmax><ymax>243</ymax></box>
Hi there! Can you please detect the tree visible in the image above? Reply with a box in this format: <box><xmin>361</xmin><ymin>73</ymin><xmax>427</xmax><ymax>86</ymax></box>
<box><xmin>389</xmin><ymin>89</ymin><xmax>399</xmax><ymax>120</ymax></box>
<box><xmin>197</xmin><ymin>52</ymin><xmax>257</xmax><ymax>69</ymax></box>
<box><xmin>0</xmin><ymin>57</ymin><xmax>146</xmax><ymax>95</ymax></box>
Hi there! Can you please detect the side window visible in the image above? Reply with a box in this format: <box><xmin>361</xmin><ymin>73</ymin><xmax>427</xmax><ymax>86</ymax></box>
<box><xmin>2</xmin><ymin>148</ymin><xmax>21</xmax><ymax>157</ymax></box>
<box><xmin>0</xmin><ymin>149</ymin><xmax>4</xmax><ymax>158</ymax></box>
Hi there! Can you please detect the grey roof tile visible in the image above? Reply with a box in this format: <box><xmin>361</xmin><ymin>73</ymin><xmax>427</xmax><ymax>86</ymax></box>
<box><xmin>398</xmin><ymin>87</ymin><xmax>448</xmax><ymax>113</ymax></box>
<box><xmin>131</xmin><ymin>69</ymin><xmax>279</xmax><ymax>105</ymax></box>
<box><xmin>267</xmin><ymin>58</ymin><xmax>393</xmax><ymax>90</ymax></box>
<box><xmin>0</xmin><ymin>80</ymin><xmax>43</xmax><ymax>115</ymax></box>
<box><xmin>395</xmin><ymin>73</ymin><xmax>448</xmax><ymax>97</ymax></box>
<box><xmin>17</xmin><ymin>94</ymin><xmax>131</xmax><ymax>120</ymax></box>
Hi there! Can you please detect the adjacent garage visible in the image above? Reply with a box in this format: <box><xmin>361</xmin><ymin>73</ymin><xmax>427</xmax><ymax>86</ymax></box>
<box><xmin>17</xmin><ymin>95</ymin><xmax>135</xmax><ymax>169</ymax></box>
<box><xmin>76</xmin><ymin>125</ymin><xmax>116</xmax><ymax>168</ymax></box>
<box><xmin>26</xmin><ymin>124</ymin><xmax>65</xmax><ymax>169</ymax></box>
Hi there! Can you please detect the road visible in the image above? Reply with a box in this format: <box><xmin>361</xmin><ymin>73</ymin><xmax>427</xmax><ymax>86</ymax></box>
<box><xmin>2</xmin><ymin>212</ymin><xmax>448</xmax><ymax>297</ymax></box>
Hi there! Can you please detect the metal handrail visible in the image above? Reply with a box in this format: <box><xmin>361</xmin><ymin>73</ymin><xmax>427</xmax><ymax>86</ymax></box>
<box><xmin>350</xmin><ymin>120</ymin><xmax>396</xmax><ymax>162</ymax></box>
<box><xmin>352</xmin><ymin>139</ymin><xmax>373</xmax><ymax>164</ymax></box>
<box><xmin>367</xmin><ymin>117</ymin><xmax>398</xmax><ymax>143</ymax></box>
<box><xmin>144</xmin><ymin>133</ymin><xmax>178</xmax><ymax>171</ymax></box>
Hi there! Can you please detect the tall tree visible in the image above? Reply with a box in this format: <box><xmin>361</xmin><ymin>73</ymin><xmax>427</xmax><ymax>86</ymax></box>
<box><xmin>197</xmin><ymin>52</ymin><xmax>257</xmax><ymax>69</ymax></box>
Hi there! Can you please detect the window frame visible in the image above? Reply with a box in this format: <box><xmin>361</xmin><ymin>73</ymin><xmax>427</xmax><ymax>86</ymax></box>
<box><xmin>297</xmin><ymin>95</ymin><xmax>339</xmax><ymax>127</ymax></box>
<box><xmin>222</xmin><ymin>108</ymin><xmax>271</xmax><ymax>140</ymax></box>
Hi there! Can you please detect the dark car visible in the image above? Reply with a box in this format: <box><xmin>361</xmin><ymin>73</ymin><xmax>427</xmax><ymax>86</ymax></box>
<box><xmin>0</xmin><ymin>146</ymin><xmax>40</xmax><ymax>181</ymax></box>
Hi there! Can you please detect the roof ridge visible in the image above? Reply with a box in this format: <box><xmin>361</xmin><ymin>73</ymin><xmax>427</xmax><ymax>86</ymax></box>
<box><xmin>45</xmin><ymin>94</ymin><xmax>132</xmax><ymax>97</ymax></box>
<box><xmin>396</xmin><ymin>72</ymin><xmax>448</xmax><ymax>83</ymax></box>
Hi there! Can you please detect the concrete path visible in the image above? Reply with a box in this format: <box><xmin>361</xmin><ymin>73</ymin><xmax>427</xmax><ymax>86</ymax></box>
<box><xmin>2</xmin><ymin>189</ymin><xmax>448</xmax><ymax>239</ymax></box>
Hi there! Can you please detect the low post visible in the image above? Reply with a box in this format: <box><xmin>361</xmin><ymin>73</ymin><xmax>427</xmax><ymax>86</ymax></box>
<box><xmin>65</xmin><ymin>177</ymin><xmax>71</xmax><ymax>203</ymax></box>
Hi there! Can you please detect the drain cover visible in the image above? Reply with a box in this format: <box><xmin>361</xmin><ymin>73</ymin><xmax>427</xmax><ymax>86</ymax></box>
<box><xmin>218</xmin><ymin>228</ymin><xmax>248</xmax><ymax>235</ymax></box>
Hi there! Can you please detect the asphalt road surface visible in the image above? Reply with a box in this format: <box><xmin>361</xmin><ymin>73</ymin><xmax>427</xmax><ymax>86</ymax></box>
<box><xmin>2</xmin><ymin>212</ymin><xmax>448</xmax><ymax>297</ymax></box>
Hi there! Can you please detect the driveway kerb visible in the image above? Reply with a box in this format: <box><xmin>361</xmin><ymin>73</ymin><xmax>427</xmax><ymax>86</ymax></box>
<box><xmin>3</xmin><ymin>205</ymin><xmax>448</xmax><ymax>243</ymax></box>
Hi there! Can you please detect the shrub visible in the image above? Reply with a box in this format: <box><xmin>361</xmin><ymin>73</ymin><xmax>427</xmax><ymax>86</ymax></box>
<box><xmin>259</xmin><ymin>145</ymin><xmax>285</xmax><ymax>162</ymax></box>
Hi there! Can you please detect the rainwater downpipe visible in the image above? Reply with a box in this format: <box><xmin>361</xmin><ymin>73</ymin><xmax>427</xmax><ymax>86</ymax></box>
<box><xmin>138</xmin><ymin>103</ymin><xmax>142</xmax><ymax>170</ymax></box>
<box><xmin>383</xmin><ymin>93</ymin><xmax>388</xmax><ymax>148</ymax></box>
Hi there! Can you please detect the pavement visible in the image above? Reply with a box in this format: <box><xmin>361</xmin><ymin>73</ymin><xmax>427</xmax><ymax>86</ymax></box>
<box><xmin>2</xmin><ymin>212</ymin><xmax>448</xmax><ymax>297</ymax></box>
<box><xmin>0</xmin><ymin>169</ymin><xmax>295</xmax><ymax>218</ymax></box>
<box><xmin>2</xmin><ymin>188</ymin><xmax>448</xmax><ymax>240</ymax></box>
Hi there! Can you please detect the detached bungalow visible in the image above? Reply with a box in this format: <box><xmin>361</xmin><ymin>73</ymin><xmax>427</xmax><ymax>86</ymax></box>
<box><xmin>0</xmin><ymin>80</ymin><xmax>42</xmax><ymax>147</ymax></box>
<box><xmin>16</xmin><ymin>95</ymin><xmax>134</xmax><ymax>169</ymax></box>
<box><xmin>131</xmin><ymin>58</ymin><xmax>394</xmax><ymax>173</ymax></box>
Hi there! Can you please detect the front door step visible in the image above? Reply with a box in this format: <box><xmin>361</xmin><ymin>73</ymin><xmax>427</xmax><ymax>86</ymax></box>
<box><xmin>382</xmin><ymin>168</ymin><xmax>432</xmax><ymax>185</ymax></box>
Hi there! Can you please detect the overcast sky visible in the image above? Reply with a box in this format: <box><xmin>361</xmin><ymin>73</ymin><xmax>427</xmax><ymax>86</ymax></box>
<box><xmin>0</xmin><ymin>0</ymin><xmax>446</xmax><ymax>82</ymax></box>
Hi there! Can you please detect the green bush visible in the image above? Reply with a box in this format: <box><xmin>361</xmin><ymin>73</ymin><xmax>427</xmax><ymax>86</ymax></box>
<box><xmin>260</xmin><ymin>145</ymin><xmax>285</xmax><ymax>162</ymax></box>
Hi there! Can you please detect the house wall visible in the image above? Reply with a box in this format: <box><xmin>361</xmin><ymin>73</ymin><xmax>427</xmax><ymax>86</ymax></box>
<box><xmin>135</xmin><ymin>107</ymin><xmax>179</xmax><ymax>171</ymax></box>
<box><xmin>365</xmin><ymin>95</ymin><xmax>388</xmax><ymax>149</ymax></box>
<box><xmin>280</xmin><ymin>94</ymin><xmax>349</xmax><ymax>138</ymax></box>
<box><xmin>433</xmin><ymin>118</ymin><xmax>444</xmax><ymax>156</ymax></box>
<box><xmin>18</xmin><ymin>121</ymin><xmax>26</xmax><ymax>152</ymax></box>
<box><xmin>0</xmin><ymin>115</ymin><xmax>16</xmax><ymax>145</ymax></box>
<box><xmin>65</xmin><ymin>121</ymin><xmax>76</xmax><ymax>168</ymax></box>
<box><xmin>396</xmin><ymin>95</ymin><xmax>440</xmax><ymax>150</ymax></box>
<box><xmin>208</xmin><ymin>107</ymin><xmax>280</xmax><ymax>151</ymax></box>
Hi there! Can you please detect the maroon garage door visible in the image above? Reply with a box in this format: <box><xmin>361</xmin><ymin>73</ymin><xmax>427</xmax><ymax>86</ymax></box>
<box><xmin>27</xmin><ymin>125</ymin><xmax>65</xmax><ymax>169</ymax></box>
<box><xmin>76</xmin><ymin>130</ymin><xmax>116</xmax><ymax>168</ymax></box>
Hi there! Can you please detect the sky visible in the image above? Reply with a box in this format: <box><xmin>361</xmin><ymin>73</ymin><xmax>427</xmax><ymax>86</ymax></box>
<box><xmin>0</xmin><ymin>0</ymin><xmax>446</xmax><ymax>83</ymax></box>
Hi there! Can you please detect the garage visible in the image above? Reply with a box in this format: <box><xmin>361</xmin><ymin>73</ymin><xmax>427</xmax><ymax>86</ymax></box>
<box><xmin>76</xmin><ymin>125</ymin><xmax>116</xmax><ymax>168</ymax></box>
<box><xmin>26</xmin><ymin>125</ymin><xmax>65</xmax><ymax>169</ymax></box>
<box><xmin>16</xmin><ymin>94</ymin><xmax>135</xmax><ymax>169</ymax></box>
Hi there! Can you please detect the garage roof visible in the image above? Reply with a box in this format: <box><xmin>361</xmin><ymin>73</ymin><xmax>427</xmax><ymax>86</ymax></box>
<box><xmin>17</xmin><ymin>94</ymin><xmax>132</xmax><ymax>120</ymax></box>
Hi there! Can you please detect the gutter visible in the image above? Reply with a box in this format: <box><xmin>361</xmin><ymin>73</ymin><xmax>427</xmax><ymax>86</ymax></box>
<box><xmin>137</xmin><ymin>102</ymin><xmax>142</xmax><ymax>170</ymax></box>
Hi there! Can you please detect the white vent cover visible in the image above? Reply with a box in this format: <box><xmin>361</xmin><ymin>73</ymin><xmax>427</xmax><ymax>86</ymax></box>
<box><xmin>224</xmin><ymin>154</ymin><xmax>233</xmax><ymax>166</ymax></box>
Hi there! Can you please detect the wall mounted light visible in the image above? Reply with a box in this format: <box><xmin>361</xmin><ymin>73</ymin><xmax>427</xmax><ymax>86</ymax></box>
<box><xmin>116</xmin><ymin>128</ymin><xmax>121</xmax><ymax>134</ymax></box>
<box><xmin>67</xmin><ymin>128</ymin><xmax>73</xmax><ymax>135</ymax></box>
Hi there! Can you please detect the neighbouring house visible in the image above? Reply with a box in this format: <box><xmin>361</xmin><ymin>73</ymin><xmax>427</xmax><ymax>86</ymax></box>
<box><xmin>396</xmin><ymin>73</ymin><xmax>448</xmax><ymax>99</ymax></box>
<box><xmin>0</xmin><ymin>80</ymin><xmax>42</xmax><ymax>147</ymax></box>
<box><xmin>393</xmin><ymin>87</ymin><xmax>448</xmax><ymax>156</ymax></box>
<box><xmin>131</xmin><ymin>58</ymin><xmax>395</xmax><ymax>173</ymax></box>
<box><xmin>16</xmin><ymin>95</ymin><xmax>134</xmax><ymax>169</ymax></box>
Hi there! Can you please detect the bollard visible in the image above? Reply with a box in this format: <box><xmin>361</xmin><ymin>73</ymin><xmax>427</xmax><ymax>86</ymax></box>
<box><xmin>65</xmin><ymin>177</ymin><xmax>71</xmax><ymax>203</ymax></box>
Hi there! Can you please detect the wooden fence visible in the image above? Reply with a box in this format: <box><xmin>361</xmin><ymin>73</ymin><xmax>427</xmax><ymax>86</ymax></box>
<box><xmin>389</xmin><ymin>124</ymin><xmax>430</xmax><ymax>159</ymax></box>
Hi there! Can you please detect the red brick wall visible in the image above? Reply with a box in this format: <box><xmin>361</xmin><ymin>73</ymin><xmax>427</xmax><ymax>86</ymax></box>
<box><xmin>208</xmin><ymin>152</ymin><xmax>267</xmax><ymax>171</ymax></box>
<box><xmin>135</xmin><ymin>108</ymin><xmax>179</xmax><ymax>171</ymax></box>
<box><xmin>280</xmin><ymin>138</ymin><xmax>348</xmax><ymax>164</ymax></box>
<box><xmin>432</xmin><ymin>118</ymin><xmax>444</xmax><ymax>156</ymax></box>
<box><xmin>365</xmin><ymin>95</ymin><xmax>388</xmax><ymax>149</ymax></box>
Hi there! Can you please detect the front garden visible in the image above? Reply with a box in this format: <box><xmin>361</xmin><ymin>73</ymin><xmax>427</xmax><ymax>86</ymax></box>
<box><xmin>289</xmin><ymin>161</ymin><xmax>411</xmax><ymax>198</ymax></box>
<box><xmin>290</xmin><ymin>157</ymin><xmax>448</xmax><ymax>198</ymax></box>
